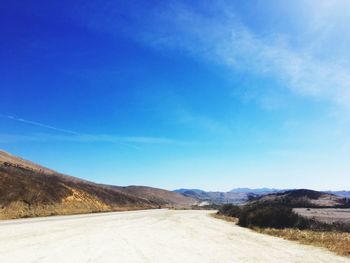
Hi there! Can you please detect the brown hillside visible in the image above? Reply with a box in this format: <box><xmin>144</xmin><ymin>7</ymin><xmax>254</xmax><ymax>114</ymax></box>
<box><xmin>0</xmin><ymin>150</ymin><xmax>194</xmax><ymax>219</ymax></box>
<box><xmin>251</xmin><ymin>189</ymin><xmax>350</xmax><ymax>208</ymax></box>
<box><xmin>114</xmin><ymin>186</ymin><xmax>196</xmax><ymax>206</ymax></box>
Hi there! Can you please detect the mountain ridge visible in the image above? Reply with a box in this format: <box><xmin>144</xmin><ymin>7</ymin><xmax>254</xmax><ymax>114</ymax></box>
<box><xmin>0</xmin><ymin>150</ymin><xmax>195</xmax><ymax>220</ymax></box>
<box><xmin>249</xmin><ymin>189</ymin><xmax>350</xmax><ymax>208</ymax></box>
<box><xmin>174</xmin><ymin>188</ymin><xmax>350</xmax><ymax>205</ymax></box>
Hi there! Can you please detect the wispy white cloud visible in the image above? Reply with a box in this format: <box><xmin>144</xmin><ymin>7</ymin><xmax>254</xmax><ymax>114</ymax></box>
<box><xmin>139</xmin><ymin>1</ymin><xmax>350</xmax><ymax>108</ymax></box>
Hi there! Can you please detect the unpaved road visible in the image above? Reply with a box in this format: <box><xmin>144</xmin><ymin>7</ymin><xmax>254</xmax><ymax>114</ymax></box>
<box><xmin>0</xmin><ymin>210</ymin><xmax>348</xmax><ymax>263</ymax></box>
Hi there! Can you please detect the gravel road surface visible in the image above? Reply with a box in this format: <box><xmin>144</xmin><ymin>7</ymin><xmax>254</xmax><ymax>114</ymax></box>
<box><xmin>0</xmin><ymin>209</ymin><xmax>348</xmax><ymax>263</ymax></box>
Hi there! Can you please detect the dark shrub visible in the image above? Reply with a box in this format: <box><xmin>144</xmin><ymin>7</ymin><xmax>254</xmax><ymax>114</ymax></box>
<box><xmin>218</xmin><ymin>202</ymin><xmax>350</xmax><ymax>232</ymax></box>
<box><xmin>238</xmin><ymin>204</ymin><xmax>300</xmax><ymax>229</ymax></box>
<box><xmin>218</xmin><ymin>204</ymin><xmax>241</xmax><ymax>218</ymax></box>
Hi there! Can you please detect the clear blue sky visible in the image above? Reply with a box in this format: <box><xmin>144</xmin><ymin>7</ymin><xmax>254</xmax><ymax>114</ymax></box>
<box><xmin>1</xmin><ymin>0</ymin><xmax>350</xmax><ymax>191</ymax></box>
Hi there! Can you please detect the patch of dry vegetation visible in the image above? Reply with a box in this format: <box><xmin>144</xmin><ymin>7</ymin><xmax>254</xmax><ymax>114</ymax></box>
<box><xmin>254</xmin><ymin>228</ymin><xmax>350</xmax><ymax>257</ymax></box>
<box><xmin>214</xmin><ymin>205</ymin><xmax>350</xmax><ymax>257</ymax></box>
<box><xmin>211</xmin><ymin>213</ymin><xmax>238</xmax><ymax>223</ymax></box>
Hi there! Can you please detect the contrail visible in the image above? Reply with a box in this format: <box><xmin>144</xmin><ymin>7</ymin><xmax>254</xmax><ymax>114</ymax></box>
<box><xmin>1</xmin><ymin>114</ymin><xmax>141</xmax><ymax>150</ymax></box>
<box><xmin>1</xmin><ymin>114</ymin><xmax>180</xmax><ymax>149</ymax></box>
<box><xmin>5</xmin><ymin>115</ymin><xmax>79</xmax><ymax>135</ymax></box>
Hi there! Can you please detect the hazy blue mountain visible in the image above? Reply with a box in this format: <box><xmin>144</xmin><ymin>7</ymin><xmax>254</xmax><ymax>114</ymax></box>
<box><xmin>229</xmin><ymin>188</ymin><xmax>281</xmax><ymax>194</ymax></box>
<box><xmin>326</xmin><ymin>191</ymin><xmax>350</xmax><ymax>198</ymax></box>
<box><xmin>174</xmin><ymin>189</ymin><xmax>207</xmax><ymax>195</ymax></box>
<box><xmin>174</xmin><ymin>189</ymin><xmax>258</xmax><ymax>204</ymax></box>
<box><xmin>173</xmin><ymin>189</ymin><xmax>210</xmax><ymax>200</ymax></box>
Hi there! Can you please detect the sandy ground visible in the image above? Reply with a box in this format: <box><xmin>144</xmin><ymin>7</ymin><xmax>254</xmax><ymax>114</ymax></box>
<box><xmin>0</xmin><ymin>210</ymin><xmax>348</xmax><ymax>263</ymax></box>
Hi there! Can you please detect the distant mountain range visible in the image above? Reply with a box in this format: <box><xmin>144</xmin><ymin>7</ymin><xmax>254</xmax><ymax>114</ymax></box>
<box><xmin>174</xmin><ymin>188</ymin><xmax>350</xmax><ymax>205</ymax></box>
<box><xmin>0</xmin><ymin>150</ymin><xmax>195</xmax><ymax>220</ymax></box>
<box><xmin>326</xmin><ymin>191</ymin><xmax>350</xmax><ymax>198</ymax></box>
<box><xmin>174</xmin><ymin>188</ymin><xmax>274</xmax><ymax>204</ymax></box>
<box><xmin>229</xmin><ymin>188</ymin><xmax>280</xmax><ymax>194</ymax></box>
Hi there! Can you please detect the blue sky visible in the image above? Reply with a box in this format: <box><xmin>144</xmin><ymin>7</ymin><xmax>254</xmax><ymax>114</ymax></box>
<box><xmin>1</xmin><ymin>0</ymin><xmax>350</xmax><ymax>190</ymax></box>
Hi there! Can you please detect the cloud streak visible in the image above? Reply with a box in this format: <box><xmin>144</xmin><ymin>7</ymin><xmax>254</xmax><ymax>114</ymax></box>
<box><xmin>0</xmin><ymin>133</ymin><xmax>183</xmax><ymax>147</ymax></box>
<box><xmin>1</xmin><ymin>115</ymin><xmax>182</xmax><ymax>148</ymax></box>
<box><xmin>6</xmin><ymin>115</ymin><xmax>79</xmax><ymax>135</ymax></box>
<box><xmin>138</xmin><ymin>1</ymin><xmax>350</xmax><ymax>108</ymax></box>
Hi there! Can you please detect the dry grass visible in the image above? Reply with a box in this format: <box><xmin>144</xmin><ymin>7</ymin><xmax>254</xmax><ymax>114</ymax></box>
<box><xmin>211</xmin><ymin>213</ymin><xmax>238</xmax><ymax>223</ymax></box>
<box><xmin>213</xmin><ymin>213</ymin><xmax>350</xmax><ymax>257</ymax></box>
<box><xmin>254</xmin><ymin>227</ymin><xmax>350</xmax><ymax>257</ymax></box>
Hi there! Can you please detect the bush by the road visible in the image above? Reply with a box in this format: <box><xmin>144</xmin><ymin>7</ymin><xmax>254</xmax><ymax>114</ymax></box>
<box><xmin>217</xmin><ymin>203</ymin><xmax>350</xmax><ymax>257</ymax></box>
<box><xmin>218</xmin><ymin>204</ymin><xmax>305</xmax><ymax>229</ymax></box>
<box><xmin>218</xmin><ymin>203</ymin><xmax>350</xmax><ymax>232</ymax></box>
<box><xmin>238</xmin><ymin>205</ymin><xmax>305</xmax><ymax>229</ymax></box>
<box><xmin>218</xmin><ymin>204</ymin><xmax>241</xmax><ymax>218</ymax></box>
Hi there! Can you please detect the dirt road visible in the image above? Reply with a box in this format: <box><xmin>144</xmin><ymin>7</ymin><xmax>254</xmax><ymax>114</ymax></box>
<box><xmin>0</xmin><ymin>210</ymin><xmax>348</xmax><ymax>263</ymax></box>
